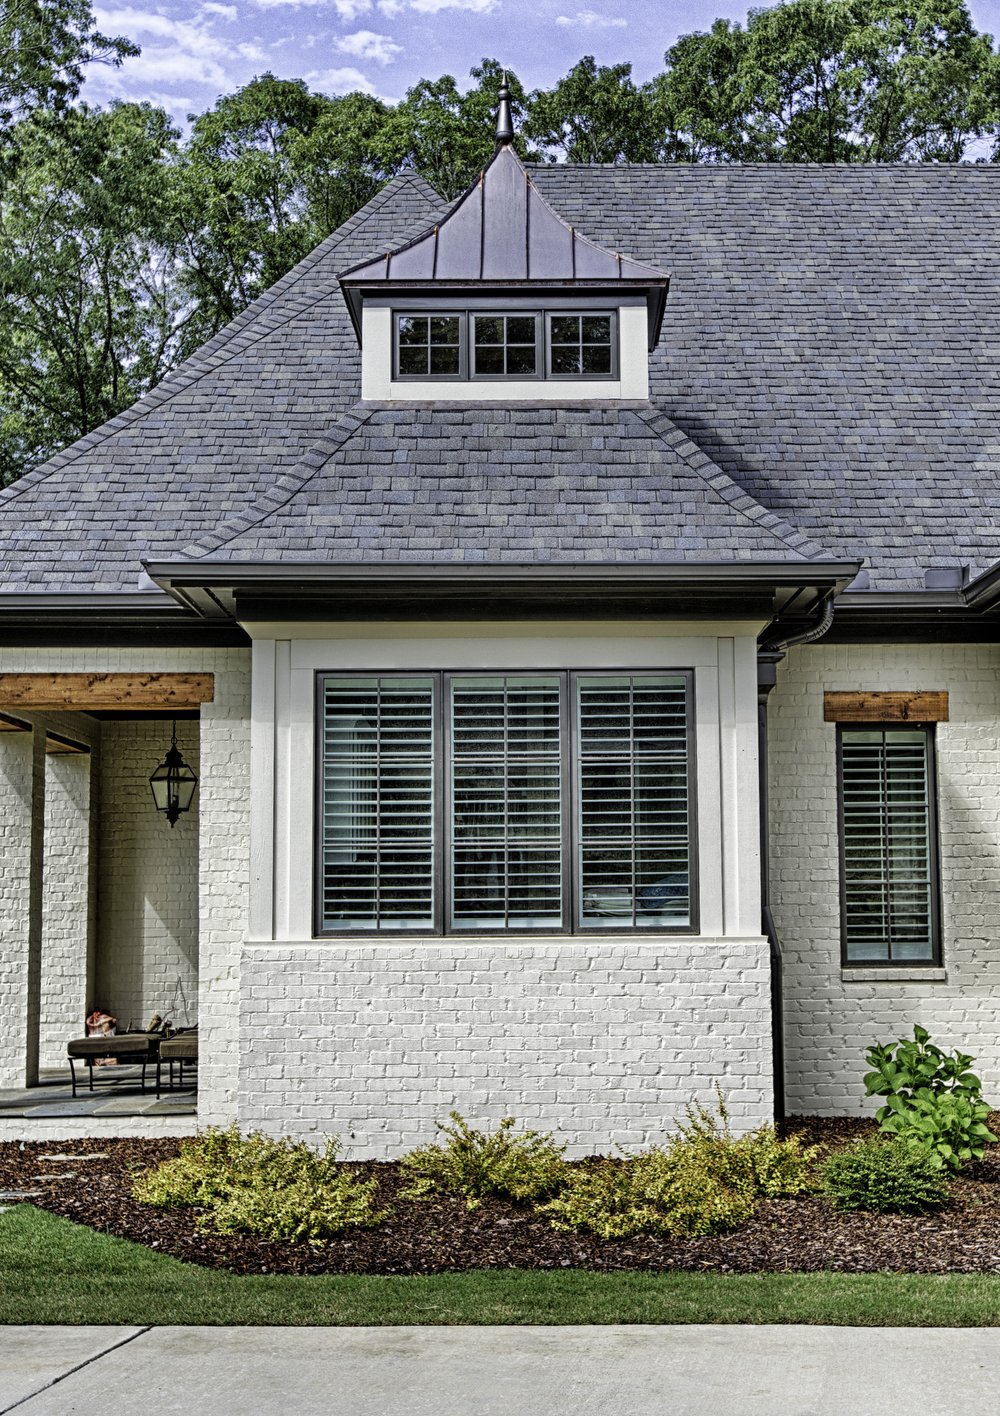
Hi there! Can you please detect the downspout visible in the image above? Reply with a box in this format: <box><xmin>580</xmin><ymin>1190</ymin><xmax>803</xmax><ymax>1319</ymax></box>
<box><xmin>757</xmin><ymin>593</ymin><xmax>836</xmax><ymax>1132</ymax></box>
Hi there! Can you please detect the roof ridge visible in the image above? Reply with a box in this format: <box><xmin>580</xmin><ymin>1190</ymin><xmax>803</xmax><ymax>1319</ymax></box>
<box><xmin>0</xmin><ymin>171</ymin><xmax>445</xmax><ymax>507</ymax></box>
<box><xmin>634</xmin><ymin>405</ymin><xmax>836</xmax><ymax>561</ymax></box>
<box><xmin>174</xmin><ymin>404</ymin><xmax>376</xmax><ymax>560</ymax></box>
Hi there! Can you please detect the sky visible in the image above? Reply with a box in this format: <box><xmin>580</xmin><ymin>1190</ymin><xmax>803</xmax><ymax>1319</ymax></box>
<box><xmin>82</xmin><ymin>0</ymin><xmax>1000</xmax><ymax>127</ymax></box>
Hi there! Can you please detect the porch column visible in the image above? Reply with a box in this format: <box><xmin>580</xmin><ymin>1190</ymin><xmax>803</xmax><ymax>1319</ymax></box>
<box><xmin>0</xmin><ymin>726</ymin><xmax>45</xmax><ymax>1088</ymax></box>
<box><xmin>39</xmin><ymin>750</ymin><xmax>94</xmax><ymax>1069</ymax></box>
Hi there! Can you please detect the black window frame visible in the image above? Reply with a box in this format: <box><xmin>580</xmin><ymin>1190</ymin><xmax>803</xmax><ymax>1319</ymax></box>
<box><xmin>314</xmin><ymin>668</ymin><xmax>698</xmax><ymax>938</ymax></box>
<box><xmin>391</xmin><ymin>307</ymin><xmax>620</xmax><ymax>384</ymax></box>
<box><xmin>836</xmin><ymin>722</ymin><xmax>943</xmax><ymax>967</ymax></box>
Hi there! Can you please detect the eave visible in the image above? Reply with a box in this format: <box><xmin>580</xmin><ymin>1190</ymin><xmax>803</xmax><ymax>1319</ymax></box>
<box><xmin>0</xmin><ymin>592</ymin><xmax>250</xmax><ymax>647</ymax></box>
<box><xmin>143</xmin><ymin>559</ymin><xmax>861</xmax><ymax>625</ymax></box>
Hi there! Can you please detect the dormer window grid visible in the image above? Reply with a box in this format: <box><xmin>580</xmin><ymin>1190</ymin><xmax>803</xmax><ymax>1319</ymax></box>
<box><xmin>392</xmin><ymin>307</ymin><xmax>620</xmax><ymax>384</ymax></box>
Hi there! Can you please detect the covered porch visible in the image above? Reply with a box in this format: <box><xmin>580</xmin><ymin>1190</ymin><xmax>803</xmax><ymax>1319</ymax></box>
<box><xmin>0</xmin><ymin>672</ymin><xmax>208</xmax><ymax>1132</ymax></box>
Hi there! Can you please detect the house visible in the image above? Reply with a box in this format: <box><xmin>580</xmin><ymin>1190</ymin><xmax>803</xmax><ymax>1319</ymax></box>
<box><xmin>2</xmin><ymin>94</ymin><xmax>999</xmax><ymax>1153</ymax></box>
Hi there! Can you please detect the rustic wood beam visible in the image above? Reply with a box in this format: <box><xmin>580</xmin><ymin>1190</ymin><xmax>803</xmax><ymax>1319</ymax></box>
<box><xmin>44</xmin><ymin>732</ymin><xmax>89</xmax><ymax>755</ymax></box>
<box><xmin>823</xmin><ymin>690</ymin><xmax>949</xmax><ymax>724</ymax></box>
<box><xmin>0</xmin><ymin>712</ymin><xmax>31</xmax><ymax>732</ymax></box>
<box><xmin>0</xmin><ymin>672</ymin><xmax>214</xmax><ymax>711</ymax></box>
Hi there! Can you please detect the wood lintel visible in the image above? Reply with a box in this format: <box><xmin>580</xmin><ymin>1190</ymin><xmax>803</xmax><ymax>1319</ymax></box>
<box><xmin>823</xmin><ymin>690</ymin><xmax>949</xmax><ymax>724</ymax></box>
<box><xmin>0</xmin><ymin>672</ymin><xmax>214</xmax><ymax>712</ymax></box>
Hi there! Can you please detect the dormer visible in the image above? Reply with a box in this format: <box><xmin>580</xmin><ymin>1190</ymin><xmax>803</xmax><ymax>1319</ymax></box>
<box><xmin>339</xmin><ymin>87</ymin><xmax>669</xmax><ymax>403</ymax></box>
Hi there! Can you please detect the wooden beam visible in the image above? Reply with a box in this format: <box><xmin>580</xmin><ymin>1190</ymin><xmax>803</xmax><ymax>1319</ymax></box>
<box><xmin>0</xmin><ymin>672</ymin><xmax>214</xmax><ymax>712</ymax></box>
<box><xmin>0</xmin><ymin>712</ymin><xmax>31</xmax><ymax>732</ymax></box>
<box><xmin>824</xmin><ymin>690</ymin><xmax>949</xmax><ymax>724</ymax></box>
<box><xmin>45</xmin><ymin>732</ymin><xmax>89</xmax><ymax>756</ymax></box>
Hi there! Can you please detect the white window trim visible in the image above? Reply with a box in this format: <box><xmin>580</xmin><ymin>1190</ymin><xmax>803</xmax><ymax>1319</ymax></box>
<box><xmin>362</xmin><ymin>303</ymin><xmax>649</xmax><ymax>402</ymax></box>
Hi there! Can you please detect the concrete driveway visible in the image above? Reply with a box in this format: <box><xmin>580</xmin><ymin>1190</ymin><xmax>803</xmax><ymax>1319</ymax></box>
<box><xmin>2</xmin><ymin>1324</ymin><xmax>997</xmax><ymax>1415</ymax></box>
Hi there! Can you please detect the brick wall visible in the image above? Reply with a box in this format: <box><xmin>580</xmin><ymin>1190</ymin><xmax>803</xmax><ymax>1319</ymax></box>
<box><xmin>238</xmin><ymin>938</ymin><xmax>772</xmax><ymax>1158</ymax></box>
<box><xmin>96</xmin><ymin>719</ymin><xmax>200</xmax><ymax>1033</ymax></box>
<box><xmin>769</xmin><ymin>642</ymin><xmax>1000</xmax><ymax>1115</ymax></box>
<box><xmin>39</xmin><ymin>749</ymin><xmax>93</xmax><ymax>1068</ymax></box>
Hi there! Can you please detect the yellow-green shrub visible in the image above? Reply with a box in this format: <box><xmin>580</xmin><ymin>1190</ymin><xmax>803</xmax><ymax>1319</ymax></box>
<box><xmin>132</xmin><ymin>1127</ymin><xmax>386</xmax><ymax>1241</ymax></box>
<box><xmin>400</xmin><ymin>1112</ymin><xmax>567</xmax><ymax>1209</ymax></box>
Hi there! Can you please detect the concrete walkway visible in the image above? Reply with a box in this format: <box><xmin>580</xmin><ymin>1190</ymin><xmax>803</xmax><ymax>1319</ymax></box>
<box><xmin>2</xmin><ymin>1325</ymin><xmax>998</xmax><ymax>1415</ymax></box>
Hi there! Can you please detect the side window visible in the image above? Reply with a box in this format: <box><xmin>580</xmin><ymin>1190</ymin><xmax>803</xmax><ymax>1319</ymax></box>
<box><xmin>838</xmin><ymin>726</ymin><xmax>940</xmax><ymax>964</ymax></box>
<box><xmin>547</xmin><ymin>313</ymin><xmax>616</xmax><ymax>377</ymax></box>
<box><xmin>395</xmin><ymin>315</ymin><xmax>462</xmax><ymax>378</ymax></box>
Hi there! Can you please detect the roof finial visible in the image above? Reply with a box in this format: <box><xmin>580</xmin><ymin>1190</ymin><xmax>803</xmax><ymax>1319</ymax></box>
<box><xmin>495</xmin><ymin>71</ymin><xmax>515</xmax><ymax>148</ymax></box>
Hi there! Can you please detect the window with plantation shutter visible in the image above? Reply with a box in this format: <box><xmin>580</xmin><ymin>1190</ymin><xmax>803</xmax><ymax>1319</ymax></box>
<box><xmin>838</xmin><ymin>727</ymin><xmax>940</xmax><ymax>963</ymax></box>
<box><xmin>318</xmin><ymin>670</ymin><xmax>695</xmax><ymax>935</ymax></box>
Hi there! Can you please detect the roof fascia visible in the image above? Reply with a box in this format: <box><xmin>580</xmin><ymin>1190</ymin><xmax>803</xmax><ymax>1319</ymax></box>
<box><xmin>0</xmin><ymin>592</ymin><xmax>249</xmax><ymax>646</ymax></box>
<box><xmin>144</xmin><ymin>558</ymin><xmax>860</xmax><ymax>623</ymax></box>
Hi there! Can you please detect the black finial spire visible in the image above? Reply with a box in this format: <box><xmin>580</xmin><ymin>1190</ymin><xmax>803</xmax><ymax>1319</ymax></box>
<box><xmin>495</xmin><ymin>72</ymin><xmax>514</xmax><ymax>148</ymax></box>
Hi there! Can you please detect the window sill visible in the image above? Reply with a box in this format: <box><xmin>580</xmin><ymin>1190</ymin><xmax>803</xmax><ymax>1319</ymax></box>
<box><xmin>841</xmin><ymin>966</ymin><xmax>947</xmax><ymax>984</ymax></box>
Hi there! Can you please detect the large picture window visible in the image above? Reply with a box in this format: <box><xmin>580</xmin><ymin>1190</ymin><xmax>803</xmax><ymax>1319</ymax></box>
<box><xmin>318</xmin><ymin>671</ymin><xmax>695</xmax><ymax>935</ymax></box>
<box><xmin>837</xmin><ymin>726</ymin><xmax>941</xmax><ymax>964</ymax></box>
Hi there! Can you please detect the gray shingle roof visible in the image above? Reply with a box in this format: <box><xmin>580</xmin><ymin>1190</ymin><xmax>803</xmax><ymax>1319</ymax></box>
<box><xmin>1</xmin><ymin>162</ymin><xmax>997</xmax><ymax>594</ymax></box>
<box><xmin>530</xmin><ymin>164</ymin><xmax>1000</xmax><ymax>590</ymax></box>
<box><xmin>176</xmin><ymin>402</ymin><xmax>833</xmax><ymax>565</ymax></box>
<box><xmin>0</xmin><ymin>171</ymin><xmax>449</xmax><ymax>592</ymax></box>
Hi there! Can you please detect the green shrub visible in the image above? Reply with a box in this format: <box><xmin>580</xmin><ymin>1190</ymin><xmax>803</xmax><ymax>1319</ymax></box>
<box><xmin>399</xmin><ymin>1112</ymin><xmax>567</xmax><ymax>1209</ymax></box>
<box><xmin>132</xmin><ymin>1127</ymin><xmax>386</xmax><ymax>1241</ymax></box>
<box><xmin>864</xmin><ymin>1025</ymin><xmax>997</xmax><ymax>1172</ymax></box>
<box><xmin>822</xmin><ymin>1137</ymin><xmax>949</xmax><ymax>1213</ymax></box>
<box><xmin>541</xmin><ymin>1097</ymin><xmax>819</xmax><ymax>1241</ymax></box>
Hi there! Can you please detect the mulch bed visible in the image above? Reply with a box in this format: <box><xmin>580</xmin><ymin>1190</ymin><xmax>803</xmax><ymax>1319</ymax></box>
<box><xmin>7</xmin><ymin>1118</ymin><xmax>1000</xmax><ymax>1276</ymax></box>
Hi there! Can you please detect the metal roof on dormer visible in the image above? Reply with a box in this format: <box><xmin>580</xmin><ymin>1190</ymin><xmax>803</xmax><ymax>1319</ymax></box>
<box><xmin>338</xmin><ymin>145</ymin><xmax>670</xmax><ymax>344</ymax></box>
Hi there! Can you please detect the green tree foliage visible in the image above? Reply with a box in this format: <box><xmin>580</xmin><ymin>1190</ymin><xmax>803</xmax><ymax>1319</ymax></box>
<box><xmin>374</xmin><ymin>59</ymin><xmax>531</xmax><ymax>198</ymax></box>
<box><xmin>659</xmin><ymin>0</ymin><xmax>1000</xmax><ymax>162</ymax></box>
<box><xmin>0</xmin><ymin>0</ymin><xmax>136</xmax><ymax>130</ymax></box>
<box><xmin>526</xmin><ymin>56</ymin><xmax>680</xmax><ymax>163</ymax></box>
<box><xmin>0</xmin><ymin>103</ymin><xmax>183</xmax><ymax>483</ymax></box>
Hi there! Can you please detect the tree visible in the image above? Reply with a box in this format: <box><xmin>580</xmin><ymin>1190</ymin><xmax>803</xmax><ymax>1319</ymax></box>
<box><xmin>374</xmin><ymin>60</ymin><xmax>532</xmax><ymax>199</ymax></box>
<box><xmin>0</xmin><ymin>102</ymin><xmax>184</xmax><ymax>482</ymax></box>
<box><xmin>0</xmin><ymin>0</ymin><xmax>136</xmax><ymax>131</ymax></box>
<box><xmin>658</xmin><ymin>0</ymin><xmax>1000</xmax><ymax>162</ymax></box>
<box><xmin>525</xmin><ymin>56</ymin><xmax>678</xmax><ymax>163</ymax></box>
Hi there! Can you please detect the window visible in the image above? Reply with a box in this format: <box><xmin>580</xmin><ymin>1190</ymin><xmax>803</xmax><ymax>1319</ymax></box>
<box><xmin>471</xmin><ymin>315</ymin><xmax>539</xmax><ymax>377</ymax></box>
<box><xmin>396</xmin><ymin>315</ymin><xmax>462</xmax><ymax>376</ymax></box>
<box><xmin>837</xmin><ymin>727</ymin><xmax>940</xmax><ymax>964</ymax></box>
<box><xmin>548</xmin><ymin>314</ymin><xmax>614</xmax><ymax>377</ymax></box>
<box><xmin>393</xmin><ymin>310</ymin><xmax>618</xmax><ymax>382</ymax></box>
<box><xmin>318</xmin><ymin>671</ymin><xmax>695</xmax><ymax>935</ymax></box>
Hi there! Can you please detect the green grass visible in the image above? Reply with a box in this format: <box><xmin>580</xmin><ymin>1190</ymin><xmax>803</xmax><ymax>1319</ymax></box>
<box><xmin>6</xmin><ymin>1204</ymin><xmax>1000</xmax><ymax>1327</ymax></box>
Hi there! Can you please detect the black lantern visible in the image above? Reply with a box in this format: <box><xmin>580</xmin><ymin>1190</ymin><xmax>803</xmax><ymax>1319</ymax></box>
<box><xmin>149</xmin><ymin>722</ymin><xmax>198</xmax><ymax>827</ymax></box>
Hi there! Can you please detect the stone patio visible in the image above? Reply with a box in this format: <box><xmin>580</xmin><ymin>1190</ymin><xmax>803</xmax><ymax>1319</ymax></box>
<box><xmin>0</xmin><ymin>1066</ymin><xmax>197</xmax><ymax>1119</ymax></box>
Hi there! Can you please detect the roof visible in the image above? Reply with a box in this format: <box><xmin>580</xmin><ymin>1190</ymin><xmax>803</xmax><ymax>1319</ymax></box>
<box><xmin>0</xmin><ymin>162</ymin><xmax>998</xmax><ymax>606</ymax></box>
<box><xmin>170</xmin><ymin>401</ymin><xmax>834</xmax><ymax>566</ymax></box>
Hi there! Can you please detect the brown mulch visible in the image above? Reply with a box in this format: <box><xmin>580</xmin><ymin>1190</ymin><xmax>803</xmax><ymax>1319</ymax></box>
<box><xmin>7</xmin><ymin>1117</ymin><xmax>1000</xmax><ymax>1276</ymax></box>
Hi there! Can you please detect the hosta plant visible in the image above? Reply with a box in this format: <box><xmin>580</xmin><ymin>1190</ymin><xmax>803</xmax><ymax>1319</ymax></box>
<box><xmin>864</xmin><ymin>1025</ymin><xmax>997</xmax><ymax>1172</ymax></box>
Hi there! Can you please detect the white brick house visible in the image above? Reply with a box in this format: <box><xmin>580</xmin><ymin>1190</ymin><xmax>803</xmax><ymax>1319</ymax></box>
<box><xmin>2</xmin><ymin>104</ymin><xmax>998</xmax><ymax>1154</ymax></box>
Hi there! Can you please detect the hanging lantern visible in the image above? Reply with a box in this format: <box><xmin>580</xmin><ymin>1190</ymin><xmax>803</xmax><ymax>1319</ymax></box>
<box><xmin>149</xmin><ymin>721</ymin><xmax>198</xmax><ymax>827</ymax></box>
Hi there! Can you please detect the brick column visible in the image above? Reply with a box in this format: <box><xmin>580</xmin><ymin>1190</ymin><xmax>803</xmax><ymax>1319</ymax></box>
<box><xmin>0</xmin><ymin>728</ymin><xmax>45</xmax><ymax>1088</ymax></box>
<box><xmin>39</xmin><ymin>751</ymin><xmax>93</xmax><ymax>1069</ymax></box>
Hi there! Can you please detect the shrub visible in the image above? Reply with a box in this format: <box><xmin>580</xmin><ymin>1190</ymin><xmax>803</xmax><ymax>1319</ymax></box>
<box><xmin>541</xmin><ymin>1097</ymin><xmax>819</xmax><ymax>1240</ymax></box>
<box><xmin>822</xmin><ymin>1137</ymin><xmax>948</xmax><ymax>1214</ymax></box>
<box><xmin>399</xmin><ymin>1112</ymin><xmax>567</xmax><ymax>1209</ymax></box>
<box><xmin>132</xmin><ymin>1127</ymin><xmax>386</xmax><ymax>1241</ymax></box>
<box><xmin>864</xmin><ymin>1025</ymin><xmax>997</xmax><ymax>1172</ymax></box>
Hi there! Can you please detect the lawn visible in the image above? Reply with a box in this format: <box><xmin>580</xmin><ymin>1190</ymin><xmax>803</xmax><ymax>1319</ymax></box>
<box><xmin>8</xmin><ymin>1205</ymin><xmax>1000</xmax><ymax>1327</ymax></box>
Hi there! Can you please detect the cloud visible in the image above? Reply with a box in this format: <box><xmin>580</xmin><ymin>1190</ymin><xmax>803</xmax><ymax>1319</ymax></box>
<box><xmin>409</xmin><ymin>0</ymin><xmax>496</xmax><ymax>10</ymax></box>
<box><xmin>127</xmin><ymin>50</ymin><xmax>230</xmax><ymax>84</ymax></box>
<box><xmin>201</xmin><ymin>1</ymin><xmax>237</xmax><ymax>15</ymax></box>
<box><xmin>237</xmin><ymin>41</ymin><xmax>266</xmax><ymax>58</ymax></box>
<box><xmin>377</xmin><ymin>0</ymin><xmax>403</xmax><ymax>12</ymax></box>
<box><xmin>336</xmin><ymin>29</ymin><xmax>401</xmax><ymax>63</ymax></box>
<box><xmin>95</xmin><ymin>6</ymin><xmax>230</xmax><ymax>54</ymax></box>
<box><xmin>307</xmin><ymin>64</ymin><xmax>380</xmax><ymax>95</ymax></box>
<box><xmin>555</xmin><ymin>8</ymin><xmax>626</xmax><ymax>26</ymax></box>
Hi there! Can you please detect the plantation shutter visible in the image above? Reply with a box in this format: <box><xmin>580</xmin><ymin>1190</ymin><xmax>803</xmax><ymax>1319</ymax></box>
<box><xmin>577</xmin><ymin>674</ymin><xmax>691</xmax><ymax>928</ymax></box>
<box><xmin>840</xmin><ymin>729</ymin><xmax>937</xmax><ymax>962</ymax></box>
<box><xmin>320</xmin><ymin>676</ymin><xmax>435</xmax><ymax>929</ymax></box>
<box><xmin>450</xmin><ymin>676</ymin><xmax>563</xmax><ymax>927</ymax></box>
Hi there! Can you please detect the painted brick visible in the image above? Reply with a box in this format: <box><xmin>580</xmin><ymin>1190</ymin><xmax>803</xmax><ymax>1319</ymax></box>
<box><xmin>238</xmin><ymin>938</ymin><xmax>773</xmax><ymax>1158</ymax></box>
<box><xmin>770</xmin><ymin>642</ymin><xmax>1000</xmax><ymax>1115</ymax></box>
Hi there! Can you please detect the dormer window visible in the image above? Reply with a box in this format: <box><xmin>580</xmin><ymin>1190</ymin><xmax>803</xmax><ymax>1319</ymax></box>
<box><xmin>392</xmin><ymin>307</ymin><xmax>619</xmax><ymax>383</ymax></box>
